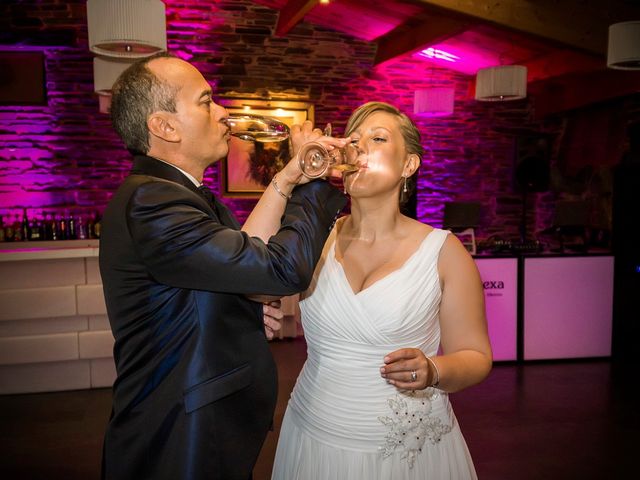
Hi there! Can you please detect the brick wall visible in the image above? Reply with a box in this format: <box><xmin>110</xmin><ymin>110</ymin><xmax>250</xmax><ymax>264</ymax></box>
<box><xmin>1</xmin><ymin>0</ymin><xmax>638</xmax><ymax>245</ymax></box>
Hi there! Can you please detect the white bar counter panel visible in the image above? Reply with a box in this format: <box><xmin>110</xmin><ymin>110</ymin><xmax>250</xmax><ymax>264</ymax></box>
<box><xmin>475</xmin><ymin>258</ymin><xmax>518</xmax><ymax>361</ymax></box>
<box><xmin>523</xmin><ymin>256</ymin><xmax>614</xmax><ymax>360</ymax></box>
<box><xmin>0</xmin><ymin>240</ymin><xmax>116</xmax><ymax>394</ymax></box>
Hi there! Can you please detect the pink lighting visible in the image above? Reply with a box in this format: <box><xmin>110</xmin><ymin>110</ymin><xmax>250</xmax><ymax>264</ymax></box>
<box><xmin>414</xmin><ymin>40</ymin><xmax>514</xmax><ymax>75</ymax></box>
<box><xmin>418</xmin><ymin>47</ymin><xmax>459</xmax><ymax>63</ymax></box>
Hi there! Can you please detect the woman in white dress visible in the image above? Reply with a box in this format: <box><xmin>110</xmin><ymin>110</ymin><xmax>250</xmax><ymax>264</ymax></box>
<box><xmin>270</xmin><ymin>102</ymin><xmax>493</xmax><ymax>480</ymax></box>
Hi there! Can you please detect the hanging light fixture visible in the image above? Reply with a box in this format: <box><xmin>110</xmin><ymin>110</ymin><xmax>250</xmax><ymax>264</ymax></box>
<box><xmin>93</xmin><ymin>57</ymin><xmax>136</xmax><ymax>95</ymax></box>
<box><xmin>475</xmin><ymin>65</ymin><xmax>527</xmax><ymax>102</ymax></box>
<box><xmin>87</xmin><ymin>0</ymin><xmax>167</xmax><ymax>58</ymax></box>
<box><xmin>93</xmin><ymin>57</ymin><xmax>137</xmax><ymax>113</ymax></box>
<box><xmin>414</xmin><ymin>88</ymin><xmax>455</xmax><ymax>117</ymax></box>
<box><xmin>607</xmin><ymin>21</ymin><xmax>640</xmax><ymax>70</ymax></box>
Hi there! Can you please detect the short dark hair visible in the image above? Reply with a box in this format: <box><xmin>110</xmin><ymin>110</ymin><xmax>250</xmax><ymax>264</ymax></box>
<box><xmin>110</xmin><ymin>52</ymin><xmax>179</xmax><ymax>155</ymax></box>
<box><xmin>345</xmin><ymin>101</ymin><xmax>424</xmax><ymax>205</ymax></box>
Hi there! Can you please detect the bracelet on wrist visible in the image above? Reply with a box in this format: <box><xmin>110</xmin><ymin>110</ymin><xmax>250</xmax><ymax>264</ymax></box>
<box><xmin>425</xmin><ymin>356</ymin><xmax>440</xmax><ymax>388</ymax></box>
<box><xmin>271</xmin><ymin>176</ymin><xmax>292</xmax><ymax>200</ymax></box>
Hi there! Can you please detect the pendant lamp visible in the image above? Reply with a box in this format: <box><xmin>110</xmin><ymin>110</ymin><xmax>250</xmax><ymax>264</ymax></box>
<box><xmin>475</xmin><ymin>65</ymin><xmax>527</xmax><ymax>102</ymax></box>
<box><xmin>93</xmin><ymin>57</ymin><xmax>137</xmax><ymax>113</ymax></box>
<box><xmin>607</xmin><ymin>21</ymin><xmax>640</xmax><ymax>70</ymax></box>
<box><xmin>414</xmin><ymin>88</ymin><xmax>455</xmax><ymax>117</ymax></box>
<box><xmin>87</xmin><ymin>0</ymin><xmax>167</xmax><ymax>58</ymax></box>
<box><xmin>93</xmin><ymin>57</ymin><xmax>136</xmax><ymax>95</ymax></box>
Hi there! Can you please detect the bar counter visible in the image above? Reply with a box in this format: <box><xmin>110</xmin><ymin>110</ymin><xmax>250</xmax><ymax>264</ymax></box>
<box><xmin>0</xmin><ymin>241</ymin><xmax>613</xmax><ymax>394</ymax></box>
<box><xmin>0</xmin><ymin>239</ymin><xmax>114</xmax><ymax>395</ymax></box>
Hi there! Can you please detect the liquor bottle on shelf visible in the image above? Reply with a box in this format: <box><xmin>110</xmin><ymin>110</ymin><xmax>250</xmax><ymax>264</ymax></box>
<box><xmin>13</xmin><ymin>215</ymin><xmax>23</xmax><ymax>242</ymax></box>
<box><xmin>87</xmin><ymin>213</ymin><xmax>95</xmax><ymax>239</ymax></box>
<box><xmin>50</xmin><ymin>213</ymin><xmax>59</xmax><ymax>241</ymax></box>
<box><xmin>92</xmin><ymin>210</ymin><xmax>102</xmax><ymax>239</ymax></box>
<box><xmin>43</xmin><ymin>212</ymin><xmax>52</xmax><ymax>240</ymax></box>
<box><xmin>29</xmin><ymin>215</ymin><xmax>42</xmax><ymax>241</ymax></box>
<box><xmin>68</xmin><ymin>212</ymin><xmax>76</xmax><ymax>240</ymax></box>
<box><xmin>59</xmin><ymin>211</ymin><xmax>68</xmax><ymax>240</ymax></box>
<box><xmin>21</xmin><ymin>208</ymin><xmax>30</xmax><ymax>241</ymax></box>
<box><xmin>4</xmin><ymin>215</ymin><xmax>14</xmax><ymax>242</ymax></box>
<box><xmin>76</xmin><ymin>214</ymin><xmax>87</xmax><ymax>240</ymax></box>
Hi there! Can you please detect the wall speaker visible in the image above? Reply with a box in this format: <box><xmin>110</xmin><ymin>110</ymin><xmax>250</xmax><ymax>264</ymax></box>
<box><xmin>443</xmin><ymin>202</ymin><xmax>481</xmax><ymax>229</ymax></box>
<box><xmin>514</xmin><ymin>135</ymin><xmax>551</xmax><ymax>192</ymax></box>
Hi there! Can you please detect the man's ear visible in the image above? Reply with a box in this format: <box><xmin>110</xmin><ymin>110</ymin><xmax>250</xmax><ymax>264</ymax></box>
<box><xmin>403</xmin><ymin>153</ymin><xmax>420</xmax><ymax>177</ymax></box>
<box><xmin>148</xmin><ymin>112</ymin><xmax>180</xmax><ymax>143</ymax></box>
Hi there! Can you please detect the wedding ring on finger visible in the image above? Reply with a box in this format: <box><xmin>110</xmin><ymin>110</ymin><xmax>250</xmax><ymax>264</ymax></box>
<box><xmin>410</xmin><ymin>370</ymin><xmax>417</xmax><ymax>382</ymax></box>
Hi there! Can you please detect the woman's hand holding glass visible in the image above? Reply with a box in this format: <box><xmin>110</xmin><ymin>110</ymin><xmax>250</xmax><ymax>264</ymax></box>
<box><xmin>291</xmin><ymin>121</ymin><xmax>366</xmax><ymax>179</ymax></box>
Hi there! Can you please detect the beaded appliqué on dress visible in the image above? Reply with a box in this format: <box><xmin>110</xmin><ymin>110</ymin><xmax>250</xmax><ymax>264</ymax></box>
<box><xmin>378</xmin><ymin>389</ymin><xmax>452</xmax><ymax>467</ymax></box>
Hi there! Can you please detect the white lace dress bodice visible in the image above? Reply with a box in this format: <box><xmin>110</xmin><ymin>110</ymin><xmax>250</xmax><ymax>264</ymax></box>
<box><xmin>272</xmin><ymin>227</ymin><xmax>477</xmax><ymax>479</ymax></box>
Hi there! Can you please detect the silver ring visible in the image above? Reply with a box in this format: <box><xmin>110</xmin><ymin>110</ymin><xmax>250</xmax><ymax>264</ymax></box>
<box><xmin>410</xmin><ymin>370</ymin><xmax>417</xmax><ymax>382</ymax></box>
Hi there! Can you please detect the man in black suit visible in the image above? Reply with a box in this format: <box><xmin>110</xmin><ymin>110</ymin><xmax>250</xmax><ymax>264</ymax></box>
<box><xmin>99</xmin><ymin>53</ymin><xmax>347</xmax><ymax>480</ymax></box>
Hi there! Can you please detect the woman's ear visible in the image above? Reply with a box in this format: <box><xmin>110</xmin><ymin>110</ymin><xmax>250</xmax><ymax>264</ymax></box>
<box><xmin>403</xmin><ymin>153</ymin><xmax>420</xmax><ymax>177</ymax></box>
<box><xmin>148</xmin><ymin>112</ymin><xmax>180</xmax><ymax>143</ymax></box>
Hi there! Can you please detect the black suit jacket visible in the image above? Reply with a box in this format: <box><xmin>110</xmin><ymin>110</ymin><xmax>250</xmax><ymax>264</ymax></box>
<box><xmin>99</xmin><ymin>155</ymin><xmax>345</xmax><ymax>480</ymax></box>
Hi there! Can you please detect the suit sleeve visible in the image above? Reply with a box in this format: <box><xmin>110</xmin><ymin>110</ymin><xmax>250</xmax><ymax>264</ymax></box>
<box><xmin>126</xmin><ymin>180</ymin><xmax>346</xmax><ymax>296</ymax></box>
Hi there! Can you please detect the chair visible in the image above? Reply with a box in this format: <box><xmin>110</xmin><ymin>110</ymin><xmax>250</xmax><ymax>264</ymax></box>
<box><xmin>443</xmin><ymin>202</ymin><xmax>481</xmax><ymax>254</ymax></box>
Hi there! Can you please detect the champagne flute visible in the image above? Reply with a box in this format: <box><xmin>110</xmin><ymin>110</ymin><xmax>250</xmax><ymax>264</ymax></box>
<box><xmin>297</xmin><ymin>141</ymin><xmax>362</xmax><ymax>179</ymax></box>
<box><xmin>223</xmin><ymin>114</ymin><xmax>290</xmax><ymax>143</ymax></box>
<box><xmin>296</xmin><ymin>121</ymin><xmax>364</xmax><ymax>178</ymax></box>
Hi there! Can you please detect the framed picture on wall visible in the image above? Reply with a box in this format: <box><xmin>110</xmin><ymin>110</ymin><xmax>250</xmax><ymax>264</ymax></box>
<box><xmin>217</xmin><ymin>98</ymin><xmax>314</xmax><ymax>198</ymax></box>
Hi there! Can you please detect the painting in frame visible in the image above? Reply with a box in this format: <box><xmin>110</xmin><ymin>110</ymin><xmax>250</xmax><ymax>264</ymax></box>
<box><xmin>218</xmin><ymin>98</ymin><xmax>314</xmax><ymax>198</ymax></box>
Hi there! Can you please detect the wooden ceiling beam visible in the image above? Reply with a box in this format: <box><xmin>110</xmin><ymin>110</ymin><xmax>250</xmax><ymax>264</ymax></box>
<box><xmin>523</xmin><ymin>50</ymin><xmax>604</xmax><ymax>83</ymax></box>
<box><xmin>373</xmin><ymin>11</ymin><xmax>473</xmax><ymax>66</ymax></box>
<box><xmin>414</xmin><ymin>0</ymin><xmax>640</xmax><ymax>55</ymax></box>
<box><xmin>275</xmin><ymin>0</ymin><xmax>320</xmax><ymax>37</ymax></box>
<box><xmin>530</xmin><ymin>70</ymin><xmax>640</xmax><ymax>118</ymax></box>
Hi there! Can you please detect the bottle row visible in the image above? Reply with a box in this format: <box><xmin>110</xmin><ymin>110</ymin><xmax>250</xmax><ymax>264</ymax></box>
<box><xmin>0</xmin><ymin>209</ymin><xmax>102</xmax><ymax>242</ymax></box>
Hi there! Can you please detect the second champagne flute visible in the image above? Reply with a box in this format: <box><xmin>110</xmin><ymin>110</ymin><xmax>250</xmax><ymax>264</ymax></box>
<box><xmin>298</xmin><ymin>141</ymin><xmax>363</xmax><ymax>179</ymax></box>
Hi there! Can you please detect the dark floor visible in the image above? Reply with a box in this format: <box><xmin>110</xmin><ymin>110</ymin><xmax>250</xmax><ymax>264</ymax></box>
<box><xmin>1</xmin><ymin>338</ymin><xmax>638</xmax><ymax>480</ymax></box>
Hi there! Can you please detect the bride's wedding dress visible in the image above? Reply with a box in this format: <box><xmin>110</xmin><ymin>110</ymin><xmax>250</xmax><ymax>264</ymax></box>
<box><xmin>272</xmin><ymin>226</ymin><xmax>477</xmax><ymax>479</ymax></box>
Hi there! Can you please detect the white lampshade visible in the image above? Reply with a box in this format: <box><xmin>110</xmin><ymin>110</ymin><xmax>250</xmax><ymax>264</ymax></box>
<box><xmin>414</xmin><ymin>88</ymin><xmax>455</xmax><ymax>117</ymax></box>
<box><xmin>87</xmin><ymin>0</ymin><xmax>167</xmax><ymax>58</ymax></box>
<box><xmin>93</xmin><ymin>56</ymin><xmax>136</xmax><ymax>94</ymax></box>
<box><xmin>475</xmin><ymin>65</ymin><xmax>527</xmax><ymax>102</ymax></box>
<box><xmin>607</xmin><ymin>21</ymin><xmax>640</xmax><ymax>70</ymax></box>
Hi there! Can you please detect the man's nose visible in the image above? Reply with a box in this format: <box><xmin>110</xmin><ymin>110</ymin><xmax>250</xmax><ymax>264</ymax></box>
<box><xmin>213</xmin><ymin>103</ymin><xmax>228</xmax><ymax>119</ymax></box>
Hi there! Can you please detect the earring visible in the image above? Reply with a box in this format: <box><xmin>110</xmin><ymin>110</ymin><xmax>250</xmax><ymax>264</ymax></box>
<box><xmin>403</xmin><ymin>176</ymin><xmax>408</xmax><ymax>193</ymax></box>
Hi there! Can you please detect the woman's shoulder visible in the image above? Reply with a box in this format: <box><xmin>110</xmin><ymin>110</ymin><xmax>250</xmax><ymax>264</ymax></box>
<box><xmin>402</xmin><ymin>217</ymin><xmax>437</xmax><ymax>240</ymax></box>
<box><xmin>437</xmin><ymin>231</ymin><xmax>477</xmax><ymax>279</ymax></box>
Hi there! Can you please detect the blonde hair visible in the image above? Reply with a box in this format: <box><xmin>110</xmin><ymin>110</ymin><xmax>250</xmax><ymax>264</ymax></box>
<box><xmin>345</xmin><ymin>102</ymin><xmax>423</xmax><ymax>203</ymax></box>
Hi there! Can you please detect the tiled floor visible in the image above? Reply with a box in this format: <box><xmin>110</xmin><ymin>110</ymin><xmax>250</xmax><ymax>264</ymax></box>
<box><xmin>0</xmin><ymin>338</ymin><xmax>637</xmax><ymax>479</ymax></box>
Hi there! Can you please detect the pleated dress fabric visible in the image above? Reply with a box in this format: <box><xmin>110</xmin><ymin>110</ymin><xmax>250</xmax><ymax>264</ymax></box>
<box><xmin>272</xmin><ymin>227</ymin><xmax>477</xmax><ymax>480</ymax></box>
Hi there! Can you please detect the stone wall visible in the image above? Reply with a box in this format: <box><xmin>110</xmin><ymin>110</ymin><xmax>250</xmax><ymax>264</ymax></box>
<box><xmin>1</xmin><ymin>0</ymin><xmax>638</xmax><ymax>245</ymax></box>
